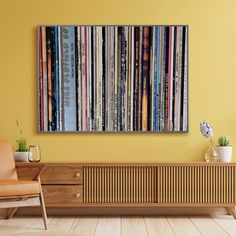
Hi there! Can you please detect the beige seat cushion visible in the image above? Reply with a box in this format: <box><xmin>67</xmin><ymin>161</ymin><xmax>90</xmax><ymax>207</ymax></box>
<box><xmin>0</xmin><ymin>180</ymin><xmax>40</xmax><ymax>197</ymax></box>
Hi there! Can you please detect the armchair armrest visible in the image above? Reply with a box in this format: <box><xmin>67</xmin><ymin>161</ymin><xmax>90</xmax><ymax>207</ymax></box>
<box><xmin>15</xmin><ymin>163</ymin><xmax>45</xmax><ymax>181</ymax></box>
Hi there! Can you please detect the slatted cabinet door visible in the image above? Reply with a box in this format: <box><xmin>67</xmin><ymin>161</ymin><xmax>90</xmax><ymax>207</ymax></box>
<box><xmin>155</xmin><ymin>165</ymin><xmax>236</xmax><ymax>204</ymax></box>
<box><xmin>83</xmin><ymin>166</ymin><xmax>157</xmax><ymax>204</ymax></box>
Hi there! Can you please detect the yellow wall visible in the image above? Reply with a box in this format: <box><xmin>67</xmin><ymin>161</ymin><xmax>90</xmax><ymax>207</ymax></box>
<box><xmin>0</xmin><ymin>0</ymin><xmax>236</xmax><ymax>163</ymax></box>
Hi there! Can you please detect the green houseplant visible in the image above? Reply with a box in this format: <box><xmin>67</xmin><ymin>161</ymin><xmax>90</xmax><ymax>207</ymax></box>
<box><xmin>217</xmin><ymin>136</ymin><xmax>232</xmax><ymax>162</ymax></box>
<box><xmin>16</xmin><ymin>137</ymin><xmax>28</xmax><ymax>152</ymax></box>
<box><xmin>13</xmin><ymin>120</ymin><xmax>29</xmax><ymax>162</ymax></box>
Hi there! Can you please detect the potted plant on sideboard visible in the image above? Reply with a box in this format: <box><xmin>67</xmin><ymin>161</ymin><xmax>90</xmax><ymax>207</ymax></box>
<box><xmin>13</xmin><ymin>120</ymin><xmax>29</xmax><ymax>162</ymax></box>
<box><xmin>217</xmin><ymin>136</ymin><xmax>232</xmax><ymax>162</ymax></box>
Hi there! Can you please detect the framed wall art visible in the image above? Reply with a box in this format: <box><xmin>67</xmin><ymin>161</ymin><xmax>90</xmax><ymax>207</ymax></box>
<box><xmin>38</xmin><ymin>25</ymin><xmax>188</xmax><ymax>132</ymax></box>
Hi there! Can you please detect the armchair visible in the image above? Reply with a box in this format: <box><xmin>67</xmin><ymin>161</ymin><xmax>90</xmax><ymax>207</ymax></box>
<box><xmin>0</xmin><ymin>140</ymin><xmax>47</xmax><ymax>230</ymax></box>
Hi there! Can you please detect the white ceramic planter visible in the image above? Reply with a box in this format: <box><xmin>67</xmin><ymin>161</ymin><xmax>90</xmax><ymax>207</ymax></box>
<box><xmin>217</xmin><ymin>146</ymin><xmax>232</xmax><ymax>162</ymax></box>
<box><xmin>13</xmin><ymin>152</ymin><xmax>29</xmax><ymax>162</ymax></box>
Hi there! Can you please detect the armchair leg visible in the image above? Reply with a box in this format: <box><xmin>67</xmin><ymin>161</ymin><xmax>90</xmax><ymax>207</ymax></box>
<box><xmin>39</xmin><ymin>194</ymin><xmax>48</xmax><ymax>230</ymax></box>
<box><xmin>38</xmin><ymin>177</ymin><xmax>48</xmax><ymax>230</ymax></box>
<box><xmin>4</xmin><ymin>208</ymin><xmax>18</xmax><ymax>219</ymax></box>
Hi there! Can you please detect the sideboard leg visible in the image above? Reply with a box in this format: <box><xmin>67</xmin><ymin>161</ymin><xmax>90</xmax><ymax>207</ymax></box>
<box><xmin>231</xmin><ymin>208</ymin><xmax>236</xmax><ymax>219</ymax></box>
<box><xmin>226</xmin><ymin>207</ymin><xmax>236</xmax><ymax>219</ymax></box>
<box><xmin>225</xmin><ymin>207</ymin><xmax>231</xmax><ymax>215</ymax></box>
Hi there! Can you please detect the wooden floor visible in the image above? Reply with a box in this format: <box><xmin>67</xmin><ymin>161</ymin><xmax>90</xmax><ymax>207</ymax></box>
<box><xmin>0</xmin><ymin>214</ymin><xmax>236</xmax><ymax>236</ymax></box>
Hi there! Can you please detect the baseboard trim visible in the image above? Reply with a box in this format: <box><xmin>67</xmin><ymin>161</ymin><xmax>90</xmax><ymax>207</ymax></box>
<box><xmin>13</xmin><ymin>207</ymin><xmax>229</xmax><ymax>216</ymax></box>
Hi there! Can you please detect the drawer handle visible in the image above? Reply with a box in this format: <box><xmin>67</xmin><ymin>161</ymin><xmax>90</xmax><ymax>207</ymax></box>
<box><xmin>75</xmin><ymin>172</ymin><xmax>81</xmax><ymax>177</ymax></box>
<box><xmin>76</xmin><ymin>193</ymin><xmax>81</xmax><ymax>198</ymax></box>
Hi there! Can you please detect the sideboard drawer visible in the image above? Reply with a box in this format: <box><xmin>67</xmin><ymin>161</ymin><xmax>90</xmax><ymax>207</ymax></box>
<box><xmin>41</xmin><ymin>165</ymin><xmax>83</xmax><ymax>184</ymax></box>
<box><xmin>43</xmin><ymin>186</ymin><xmax>83</xmax><ymax>206</ymax></box>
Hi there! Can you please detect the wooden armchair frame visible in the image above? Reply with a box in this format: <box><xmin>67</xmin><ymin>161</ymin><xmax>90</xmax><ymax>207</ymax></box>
<box><xmin>0</xmin><ymin>163</ymin><xmax>48</xmax><ymax>230</ymax></box>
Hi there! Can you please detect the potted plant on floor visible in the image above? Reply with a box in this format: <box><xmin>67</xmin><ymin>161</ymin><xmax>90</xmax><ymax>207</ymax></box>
<box><xmin>217</xmin><ymin>136</ymin><xmax>232</xmax><ymax>162</ymax></box>
<box><xmin>13</xmin><ymin>120</ymin><xmax>29</xmax><ymax>162</ymax></box>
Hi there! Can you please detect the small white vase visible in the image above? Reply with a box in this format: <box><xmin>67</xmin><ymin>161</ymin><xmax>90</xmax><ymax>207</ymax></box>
<box><xmin>13</xmin><ymin>152</ymin><xmax>29</xmax><ymax>162</ymax></box>
<box><xmin>217</xmin><ymin>146</ymin><xmax>232</xmax><ymax>162</ymax></box>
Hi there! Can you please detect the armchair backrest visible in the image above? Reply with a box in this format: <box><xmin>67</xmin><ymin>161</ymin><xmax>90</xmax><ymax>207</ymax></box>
<box><xmin>0</xmin><ymin>140</ymin><xmax>18</xmax><ymax>180</ymax></box>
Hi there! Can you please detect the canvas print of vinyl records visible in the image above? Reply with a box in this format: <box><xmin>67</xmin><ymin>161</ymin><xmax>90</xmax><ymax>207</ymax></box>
<box><xmin>38</xmin><ymin>26</ymin><xmax>188</xmax><ymax>132</ymax></box>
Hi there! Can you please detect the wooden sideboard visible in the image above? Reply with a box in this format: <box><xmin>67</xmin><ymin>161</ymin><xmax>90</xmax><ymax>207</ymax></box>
<box><xmin>16</xmin><ymin>163</ymin><xmax>236</xmax><ymax>218</ymax></box>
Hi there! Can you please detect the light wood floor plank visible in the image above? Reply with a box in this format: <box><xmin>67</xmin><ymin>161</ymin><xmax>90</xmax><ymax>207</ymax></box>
<box><xmin>190</xmin><ymin>215</ymin><xmax>228</xmax><ymax>236</ymax></box>
<box><xmin>167</xmin><ymin>216</ymin><xmax>201</xmax><ymax>236</ymax></box>
<box><xmin>145</xmin><ymin>216</ymin><xmax>175</xmax><ymax>236</ymax></box>
<box><xmin>25</xmin><ymin>216</ymin><xmax>53</xmax><ymax>231</ymax></box>
<box><xmin>7</xmin><ymin>216</ymin><xmax>54</xmax><ymax>236</ymax></box>
<box><xmin>211</xmin><ymin>214</ymin><xmax>236</xmax><ymax>236</ymax></box>
<box><xmin>48</xmin><ymin>216</ymin><xmax>76</xmax><ymax>232</ymax></box>
<box><xmin>95</xmin><ymin>217</ymin><xmax>120</xmax><ymax>236</ymax></box>
<box><xmin>68</xmin><ymin>216</ymin><xmax>79</xmax><ymax>233</ymax></box>
<box><xmin>122</xmin><ymin>217</ymin><xmax>148</xmax><ymax>236</ymax></box>
<box><xmin>0</xmin><ymin>216</ymin><xmax>53</xmax><ymax>235</ymax></box>
<box><xmin>71</xmin><ymin>216</ymin><xmax>98</xmax><ymax>235</ymax></box>
<box><xmin>0</xmin><ymin>216</ymin><xmax>34</xmax><ymax>235</ymax></box>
